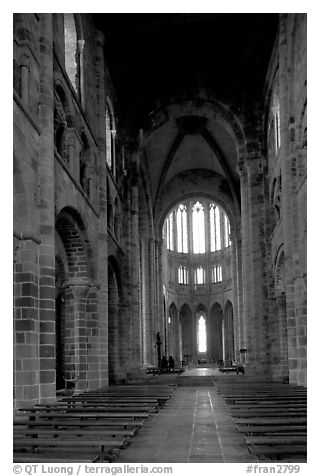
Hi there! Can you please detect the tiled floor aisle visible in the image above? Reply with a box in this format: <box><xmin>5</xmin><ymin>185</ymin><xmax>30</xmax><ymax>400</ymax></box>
<box><xmin>117</xmin><ymin>386</ymin><xmax>257</xmax><ymax>463</ymax></box>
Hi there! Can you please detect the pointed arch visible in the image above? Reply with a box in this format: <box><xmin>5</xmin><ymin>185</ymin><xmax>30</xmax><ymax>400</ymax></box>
<box><xmin>108</xmin><ymin>255</ymin><xmax>123</xmax><ymax>383</ymax></box>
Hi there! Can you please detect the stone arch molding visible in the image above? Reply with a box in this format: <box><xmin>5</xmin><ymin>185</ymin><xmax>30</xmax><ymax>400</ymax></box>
<box><xmin>273</xmin><ymin>246</ymin><xmax>286</xmax><ymax>296</ymax></box>
<box><xmin>142</xmin><ymin>98</ymin><xmax>246</xmax><ymax>154</ymax></box>
<box><xmin>55</xmin><ymin>206</ymin><xmax>94</xmax><ymax>289</ymax></box>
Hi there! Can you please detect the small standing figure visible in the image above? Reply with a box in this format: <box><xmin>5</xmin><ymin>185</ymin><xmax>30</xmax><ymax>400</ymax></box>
<box><xmin>168</xmin><ymin>356</ymin><xmax>175</xmax><ymax>369</ymax></box>
<box><xmin>161</xmin><ymin>355</ymin><xmax>168</xmax><ymax>369</ymax></box>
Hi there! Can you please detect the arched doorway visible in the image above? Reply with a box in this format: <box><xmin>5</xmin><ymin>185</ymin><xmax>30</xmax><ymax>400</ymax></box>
<box><xmin>55</xmin><ymin>208</ymin><xmax>91</xmax><ymax>391</ymax></box>
<box><xmin>195</xmin><ymin>304</ymin><xmax>208</xmax><ymax>363</ymax></box>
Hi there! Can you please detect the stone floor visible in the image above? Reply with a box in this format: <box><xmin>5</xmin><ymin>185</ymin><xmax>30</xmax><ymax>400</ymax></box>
<box><xmin>117</xmin><ymin>383</ymin><xmax>256</xmax><ymax>463</ymax></box>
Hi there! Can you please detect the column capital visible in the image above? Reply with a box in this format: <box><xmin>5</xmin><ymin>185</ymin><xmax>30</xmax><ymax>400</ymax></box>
<box><xmin>63</xmin><ymin>278</ymin><xmax>91</xmax><ymax>298</ymax></box>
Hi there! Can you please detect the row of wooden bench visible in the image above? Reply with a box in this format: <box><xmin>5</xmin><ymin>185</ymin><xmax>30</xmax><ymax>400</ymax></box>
<box><xmin>14</xmin><ymin>384</ymin><xmax>175</xmax><ymax>463</ymax></box>
<box><xmin>215</xmin><ymin>379</ymin><xmax>307</xmax><ymax>462</ymax></box>
<box><xmin>145</xmin><ymin>367</ymin><xmax>185</xmax><ymax>375</ymax></box>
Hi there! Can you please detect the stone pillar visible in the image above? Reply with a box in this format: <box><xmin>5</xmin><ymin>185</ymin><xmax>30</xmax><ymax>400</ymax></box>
<box><xmin>276</xmin><ymin>293</ymin><xmax>289</xmax><ymax>381</ymax></box>
<box><xmin>155</xmin><ymin>238</ymin><xmax>166</xmax><ymax>357</ymax></box>
<box><xmin>278</xmin><ymin>14</ymin><xmax>298</xmax><ymax>384</ymax></box>
<box><xmin>85</xmin><ymin>284</ymin><xmax>101</xmax><ymax>390</ymax></box>
<box><xmin>230</xmin><ymin>235</ymin><xmax>241</xmax><ymax>361</ymax></box>
<box><xmin>239</xmin><ymin>162</ymin><xmax>250</xmax><ymax>360</ymax></box>
<box><xmin>147</xmin><ymin>237</ymin><xmax>157</xmax><ymax>365</ymax></box>
<box><xmin>140</xmin><ymin>237</ymin><xmax>154</xmax><ymax>367</ymax></box>
<box><xmin>38</xmin><ymin>13</ymin><xmax>56</xmax><ymax>402</ymax></box>
<box><xmin>14</xmin><ymin>235</ymin><xmax>41</xmax><ymax>407</ymax></box>
<box><xmin>240</xmin><ymin>152</ymin><xmax>270</xmax><ymax>376</ymax></box>
<box><xmin>78</xmin><ymin>39</ymin><xmax>85</xmax><ymax>108</ymax></box>
<box><xmin>63</xmin><ymin>280</ymin><xmax>90</xmax><ymax>391</ymax></box>
<box><xmin>94</xmin><ymin>30</ymin><xmax>109</xmax><ymax>388</ymax></box>
<box><xmin>108</xmin><ymin>285</ymin><xmax>121</xmax><ymax>384</ymax></box>
<box><xmin>118</xmin><ymin>302</ymin><xmax>130</xmax><ymax>379</ymax></box>
<box><xmin>131</xmin><ymin>181</ymin><xmax>142</xmax><ymax>366</ymax></box>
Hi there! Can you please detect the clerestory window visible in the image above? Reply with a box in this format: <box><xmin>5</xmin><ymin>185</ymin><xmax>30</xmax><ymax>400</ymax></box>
<box><xmin>192</xmin><ymin>201</ymin><xmax>205</xmax><ymax>254</ymax></box>
<box><xmin>177</xmin><ymin>204</ymin><xmax>188</xmax><ymax>253</ymax></box>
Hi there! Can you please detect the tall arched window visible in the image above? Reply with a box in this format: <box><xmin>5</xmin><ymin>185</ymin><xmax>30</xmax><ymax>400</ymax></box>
<box><xmin>177</xmin><ymin>204</ymin><xmax>188</xmax><ymax>253</ymax></box>
<box><xmin>212</xmin><ymin>265</ymin><xmax>222</xmax><ymax>283</ymax></box>
<box><xmin>106</xmin><ymin>99</ymin><xmax>117</xmax><ymax>176</ymax></box>
<box><xmin>164</xmin><ymin>200</ymin><xmax>231</xmax><ymax>257</ymax></box>
<box><xmin>64</xmin><ymin>14</ymin><xmax>79</xmax><ymax>94</ymax></box>
<box><xmin>178</xmin><ymin>265</ymin><xmax>188</xmax><ymax>284</ymax></box>
<box><xmin>198</xmin><ymin>314</ymin><xmax>207</xmax><ymax>353</ymax></box>
<box><xmin>210</xmin><ymin>203</ymin><xmax>221</xmax><ymax>252</ymax></box>
<box><xmin>195</xmin><ymin>266</ymin><xmax>205</xmax><ymax>285</ymax></box>
<box><xmin>167</xmin><ymin>212</ymin><xmax>174</xmax><ymax>251</ymax></box>
<box><xmin>192</xmin><ymin>201</ymin><xmax>205</xmax><ymax>253</ymax></box>
<box><xmin>224</xmin><ymin>213</ymin><xmax>231</xmax><ymax>247</ymax></box>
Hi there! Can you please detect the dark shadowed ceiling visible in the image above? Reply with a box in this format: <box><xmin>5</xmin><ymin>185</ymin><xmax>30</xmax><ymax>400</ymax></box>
<box><xmin>92</xmin><ymin>13</ymin><xmax>279</xmax><ymax>130</ymax></box>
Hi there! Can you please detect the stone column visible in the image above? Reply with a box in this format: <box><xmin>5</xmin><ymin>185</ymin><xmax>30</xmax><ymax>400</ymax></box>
<box><xmin>38</xmin><ymin>13</ymin><xmax>56</xmax><ymax>403</ymax></box>
<box><xmin>63</xmin><ymin>280</ymin><xmax>90</xmax><ymax>391</ymax></box>
<box><xmin>239</xmin><ymin>162</ymin><xmax>250</xmax><ymax>360</ymax></box>
<box><xmin>118</xmin><ymin>302</ymin><xmax>130</xmax><ymax>379</ymax></box>
<box><xmin>147</xmin><ymin>237</ymin><xmax>157</xmax><ymax>365</ymax></box>
<box><xmin>154</xmin><ymin>238</ymin><xmax>165</xmax><ymax>348</ymax></box>
<box><xmin>14</xmin><ymin>234</ymin><xmax>41</xmax><ymax>407</ymax></box>
<box><xmin>85</xmin><ymin>284</ymin><xmax>101</xmax><ymax>390</ymax></box>
<box><xmin>240</xmin><ymin>150</ymin><xmax>270</xmax><ymax>376</ymax></box>
<box><xmin>94</xmin><ymin>30</ymin><xmax>109</xmax><ymax>388</ymax></box>
<box><xmin>276</xmin><ymin>293</ymin><xmax>289</xmax><ymax>381</ymax></box>
<box><xmin>268</xmin><ymin>293</ymin><xmax>289</xmax><ymax>382</ymax></box>
<box><xmin>78</xmin><ymin>39</ymin><xmax>85</xmax><ymax>108</ymax></box>
<box><xmin>140</xmin><ymin>236</ymin><xmax>155</xmax><ymax>367</ymax></box>
<box><xmin>230</xmin><ymin>235</ymin><xmax>241</xmax><ymax>361</ymax></box>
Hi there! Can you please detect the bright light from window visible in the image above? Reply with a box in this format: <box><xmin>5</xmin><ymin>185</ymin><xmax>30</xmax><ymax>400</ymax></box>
<box><xmin>177</xmin><ymin>204</ymin><xmax>188</xmax><ymax>253</ymax></box>
<box><xmin>192</xmin><ymin>201</ymin><xmax>205</xmax><ymax>253</ymax></box>
<box><xmin>224</xmin><ymin>214</ymin><xmax>231</xmax><ymax>247</ymax></box>
<box><xmin>195</xmin><ymin>266</ymin><xmax>205</xmax><ymax>284</ymax></box>
<box><xmin>198</xmin><ymin>315</ymin><xmax>207</xmax><ymax>352</ymax></box>
<box><xmin>210</xmin><ymin>204</ymin><xmax>221</xmax><ymax>251</ymax></box>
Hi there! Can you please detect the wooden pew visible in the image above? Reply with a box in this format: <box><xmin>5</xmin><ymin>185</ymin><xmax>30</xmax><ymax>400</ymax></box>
<box><xmin>14</xmin><ymin>427</ymin><xmax>136</xmax><ymax>438</ymax></box>
<box><xmin>14</xmin><ymin>437</ymin><xmax>127</xmax><ymax>456</ymax></box>
<box><xmin>229</xmin><ymin>407</ymin><xmax>307</xmax><ymax>417</ymax></box>
<box><xmin>14</xmin><ymin>418</ymin><xmax>144</xmax><ymax>429</ymax></box>
<box><xmin>236</xmin><ymin>425</ymin><xmax>307</xmax><ymax>435</ymax></box>
<box><xmin>233</xmin><ymin>417</ymin><xmax>307</xmax><ymax>425</ymax></box>
<box><xmin>18</xmin><ymin>410</ymin><xmax>150</xmax><ymax>419</ymax></box>
<box><xmin>245</xmin><ymin>435</ymin><xmax>307</xmax><ymax>445</ymax></box>
<box><xmin>247</xmin><ymin>444</ymin><xmax>307</xmax><ymax>461</ymax></box>
<box><xmin>13</xmin><ymin>454</ymin><xmax>100</xmax><ymax>463</ymax></box>
<box><xmin>31</xmin><ymin>404</ymin><xmax>158</xmax><ymax>413</ymax></box>
<box><xmin>14</xmin><ymin>384</ymin><xmax>174</xmax><ymax>463</ymax></box>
